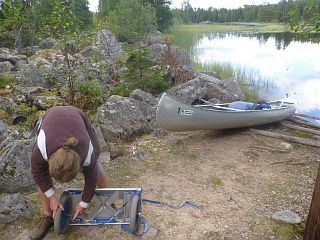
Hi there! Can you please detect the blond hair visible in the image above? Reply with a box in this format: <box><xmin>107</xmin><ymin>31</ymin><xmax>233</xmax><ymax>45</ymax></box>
<box><xmin>49</xmin><ymin>137</ymin><xmax>81</xmax><ymax>182</ymax></box>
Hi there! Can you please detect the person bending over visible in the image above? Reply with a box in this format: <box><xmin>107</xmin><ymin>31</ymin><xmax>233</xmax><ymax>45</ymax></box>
<box><xmin>30</xmin><ymin>106</ymin><xmax>107</xmax><ymax>240</ymax></box>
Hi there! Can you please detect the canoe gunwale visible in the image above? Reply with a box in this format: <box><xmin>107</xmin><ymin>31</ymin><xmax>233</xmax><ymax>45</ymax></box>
<box><xmin>159</xmin><ymin>93</ymin><xmax>296</xmax><ymax>114</ymax></box>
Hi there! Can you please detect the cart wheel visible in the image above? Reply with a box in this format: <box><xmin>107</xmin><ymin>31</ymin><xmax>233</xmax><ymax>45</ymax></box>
<box><xmin>129</xmin><ymin>195</ymin><xmax>140</xmax><ymax>233</ymax></box>
<box><xmin>54</xmin><ymin>193</ymin><xmax>72</xmax><ymax>234</ymax></box>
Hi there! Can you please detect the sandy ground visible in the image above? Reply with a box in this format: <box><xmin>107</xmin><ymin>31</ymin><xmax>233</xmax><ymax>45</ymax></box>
<box><xmin>1</xmin><ymin>127</ymin><xmax>319</xmax><ymax>240</ymax></box>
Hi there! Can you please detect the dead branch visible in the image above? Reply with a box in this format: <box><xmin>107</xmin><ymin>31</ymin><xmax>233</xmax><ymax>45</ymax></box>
<box><xmin>249</xmin><ymin>129</ymin><xmax>320</xmax><ymax>148</ymax></box>
<box><xmin>249</xmin><ymin>145</ymin><xmax>288</xmax><ymax>153</ymax></box>
<box><xmin>293</xmin><ymin>113</ymin><xmax>320</xmax><ymax>121</ymax></box>
<box><xmin>287</xmin><ymin>117</ymin><xmax>320</xmax><ymax>130</ymax></box>
<box><xmin>281</xmin><ymin>122</ymin><xmax>320</xmax><ymax>136</ymax></box>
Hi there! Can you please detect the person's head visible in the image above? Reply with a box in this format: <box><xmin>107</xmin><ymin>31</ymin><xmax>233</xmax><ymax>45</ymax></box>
<box><xmin>48</xmin><ymin>137</ymin><xmax>80</xmax><ymax>182</ymax></box>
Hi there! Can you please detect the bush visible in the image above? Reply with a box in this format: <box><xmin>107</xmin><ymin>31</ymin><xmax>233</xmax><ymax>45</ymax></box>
<box><xmin>74</xmin><ymin>80</ymin><xmax>102</xmax><ymax>111</ymax></box>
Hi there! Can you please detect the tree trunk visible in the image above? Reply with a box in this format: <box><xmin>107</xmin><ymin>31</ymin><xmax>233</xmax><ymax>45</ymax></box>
<box><xmin>304</xmin><ymin>163</ymin><xmax>320</xmax><ymax>240</ymax></box>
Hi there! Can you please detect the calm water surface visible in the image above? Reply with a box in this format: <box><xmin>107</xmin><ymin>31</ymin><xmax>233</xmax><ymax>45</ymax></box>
<box><xmin>191</xmin><ymin>32</ymin><xmax>320</xmax><ymax>118</ymax></box>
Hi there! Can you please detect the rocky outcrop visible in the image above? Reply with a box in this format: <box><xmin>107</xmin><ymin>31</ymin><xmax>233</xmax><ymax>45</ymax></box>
<box><xmin>81</xmin><ymin>29</ymin><xmax>124</xmax><ymax>79</ymax></box>
<box><xmin>95</xmin><ymin>95</ymin><xmax>151</xmax><ymax>142</ymax></box>
<box><xmin>18</xmin><ymin>61</ymin><xmax>64</xmax><ymax>88</ymax></box>
<box><xmin>0</xmin><ymin>193</ymin><xmax>34</xmax><ymax>223</ymax></box>
<box><xmin>0</xmin><ymin>135</ymin><xmax>35</xmax><ymax>192</ymax></box>
<box><xmin>222</xmin><ymin>77</ymin><xmax>245</xmax><ymax>100</ymax></box>
<box><xmin>166</xmin><ymin>73</ymin><xmax>241</xmax><ymax>104</ymax></box>
<box><xmin>129</xmin><ymin>89</ymin><xmax>157</xmax><ymax>122</ymax></box>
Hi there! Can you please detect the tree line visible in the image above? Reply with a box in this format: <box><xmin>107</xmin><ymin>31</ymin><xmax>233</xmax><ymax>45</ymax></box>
<box><xmin>0</xmin><ymin>0</ymin><xmax>318</xmax><ymax>49</ymax></box>
<box><xmin>173</xmin><ymin>0</ymin><xmax>319</xmax><ymax>32</ymax></box>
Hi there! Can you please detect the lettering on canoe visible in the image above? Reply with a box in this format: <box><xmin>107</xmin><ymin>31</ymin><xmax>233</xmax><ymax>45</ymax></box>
<box><xmin>178</xmin><ymin>108</ymin><xmax>193</xmax><ymax>116</ymax></box>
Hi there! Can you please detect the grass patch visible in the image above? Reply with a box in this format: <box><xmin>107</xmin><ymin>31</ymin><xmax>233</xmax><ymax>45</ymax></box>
<box><xmin>266</xmin><ymin>218</ymin><xmax>305</xmax><ymax>240</ymax></box>
<box><xmin>211</xmin><ymin>176</ymin><xmax>223</xmax><ymax>185</ymax></box>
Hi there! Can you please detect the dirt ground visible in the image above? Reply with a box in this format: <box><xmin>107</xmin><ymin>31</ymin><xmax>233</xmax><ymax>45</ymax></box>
<box><xmin>1</xmin><ymin>126</ymin><xmax>319</xmax><ymax>240</ymax></box>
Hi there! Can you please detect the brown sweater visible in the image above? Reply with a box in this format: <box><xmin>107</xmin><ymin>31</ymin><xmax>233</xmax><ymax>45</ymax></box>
<box><xmin>31</xmin><ymin>106</ymin><xmax>100</xmax><ymax>203</ymax></box>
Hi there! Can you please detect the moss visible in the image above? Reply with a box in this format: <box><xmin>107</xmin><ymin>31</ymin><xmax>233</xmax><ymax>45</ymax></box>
<box><xmin>211</xmin><ymin>176</ymin><xmax>223</xmax><ymax>185</ymax></box>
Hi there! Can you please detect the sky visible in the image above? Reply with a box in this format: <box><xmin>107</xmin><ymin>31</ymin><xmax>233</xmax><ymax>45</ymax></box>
<box><xmin>88</xmin><ymin>0</ymin><xmax>281</xmax><ymax>12</ymax></box>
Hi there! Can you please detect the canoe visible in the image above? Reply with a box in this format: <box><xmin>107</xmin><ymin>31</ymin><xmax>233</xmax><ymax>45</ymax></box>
<box><xmin>156</xmin><ymin>93</ymin><xmax>296</xmax><ymax>131</ymax></box>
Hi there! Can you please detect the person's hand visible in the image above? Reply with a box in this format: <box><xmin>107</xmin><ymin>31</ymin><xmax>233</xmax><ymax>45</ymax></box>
<box><xmin>73</xmin><ymin>204</ymin><xmax>86</xmax><ymax>219</ymax></box>
<box><xmin>49</xmin><ymin>195</ymin><xmax>64</xmax><ymax>218</ymax></box>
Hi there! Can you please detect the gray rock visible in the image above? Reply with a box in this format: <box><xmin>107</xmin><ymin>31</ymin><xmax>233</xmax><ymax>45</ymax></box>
<box><xmin>18</xmin><ymin>63</ymin><xmax>64</xmax><ymax>88</ymax></box>
<box><xmin>129</xmin><ymin>89</ymin><xmax>157</xmax><ymax>122</ymax></box>
<box><xmin>144</xmin><ymin>31</ymin><xmax>166</xmax><ymax>46</ymax></box>
<box><xmin>94</xmin><ymin>29</ymin><xmax>124</xmax><ymax>74</ymax></box>
<box><xmin>0</xmin><ymin>61</ymin><xmax>13</xmax><ymax>72</ymax></box>
<box><xmin>0</xmin><ymin>193</ymin><xmax>34</xmax><ymax>222</ymax></box>
<box><xmin>95</xmin><ymin>95</ymin><xmax>151</xmax><ymax>142</ymax></box>
<box><xmin>279</xmin><ymin>142</ymin><xmax>293</xmax><ymax>151</ymax></box>
<box><xmin>222</xmin><ymin>78</ymin><xmax>245</xmax><ymax>100</ymax></box>
<box><xmin>271</xmin><ymin>210</ymin><xmax>302</xmax><ymax>224</ymax></box>
<box><xmin>0</xmin><ymin>54</ymin><xmax>27</xmax><ymax>65</ymax></box>
<box><xmin>197</xmin><ymin>70</ymin><xmax>219</xmax><ymax>78</ymax></box>
<box><xmin>39</xmin><ymin>37</ymin><xmax>56</xmax><ymax>49</ymax></box>
<box><xmin>166</xmin><ymin>74</ymin><xmax>238</xmax><ymax>105</ymax></box>
<box><xmin>13</xmin><ymin>86</ymin><xmax>42</xmax><ymax>95</ymax></box>
<box><xmin>0</xmin><ymin>137</ymin><xmax>35</xmax><ymax>192</ymax></box>
<box><xmin>0</xmin><ymin>120</ymin><xmax>8</xmax><ymax>142</ymax></box>
<box><xmin>29</xmin><ymin>57</ymin><xmax>52</xmax><ymax>67</ymax></box>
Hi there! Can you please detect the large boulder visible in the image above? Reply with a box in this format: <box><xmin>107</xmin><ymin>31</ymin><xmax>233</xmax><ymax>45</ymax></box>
<box><xmin>0</xmin><ymin>193</ymin><xmax>34</xmax><ymax>223</ymax></box>
<box><xmin>95</xmin><ymin>95</ymin><xmax>151</xmax><ymax>142</ymax></box>
<box><xmin>0</xmin><ymin>61</ymin><xmax>13</xmax><ymax>73</ymax></box>
<box><xmin>129</xmin><ymin>89</ymin><xmax>157</xmax><ymax>122</ymax></box>
<box><xmin>18</xmin><ymin>62</ymin><xmax>64</xmax><ymax>88</ymax></box>
<box><xmin>0</xmin><ymin>136</ymin><xmax>35</xmax><ymax>192</ymax></box>
<box><xmin>166</xmin><ymin>73</ymin><xmax>239</xmax><ymax>104</ymax></box>
<box><xmin>222</xmin><ymin>77</ymin><xmax>245</xmax><ymax>100</ymax></box>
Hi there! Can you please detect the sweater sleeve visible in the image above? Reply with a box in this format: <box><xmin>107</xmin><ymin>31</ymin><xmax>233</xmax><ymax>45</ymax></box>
<box><xmin>81</xmin><ymin>163</ymin><xmax>98</xmax><ymax>203</ymax></box>
<box><xmin>31</xmin><ymin>144</ymin><xmax>53</xmax><ymax>196</ymax></box>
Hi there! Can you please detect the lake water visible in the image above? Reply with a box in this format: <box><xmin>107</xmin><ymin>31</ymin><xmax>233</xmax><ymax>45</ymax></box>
<box><xmin>190</xmin><ymin>32</ymin><xmax>320</xmax><ymax>118</ymax></box>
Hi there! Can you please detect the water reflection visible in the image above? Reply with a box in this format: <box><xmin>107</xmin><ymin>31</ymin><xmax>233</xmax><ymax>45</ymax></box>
<box><xmin>192</xmin><ymin>32</ymin><xmax>320</xmax><ymax>116</ymax></box>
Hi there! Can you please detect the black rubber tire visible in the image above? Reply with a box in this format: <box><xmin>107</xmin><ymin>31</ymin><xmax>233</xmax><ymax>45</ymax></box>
<box><xmin>54</xmin><ymin>193</ymin><xmax>72</xmax><ymax>234</ymax></box>
<box><xmin>129</xmin><ymin>195</ymin><xmax>140</xmax><ymax>233</ymax></box>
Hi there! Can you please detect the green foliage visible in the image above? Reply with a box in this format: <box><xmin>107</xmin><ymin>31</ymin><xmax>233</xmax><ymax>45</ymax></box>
<box><xmin>290</xmin><ymin>0</ymin><xmax>320</xmax><ymax>33</ymax></box>
<box><xmin>123</xmin><ymin>47</ymin><xmax>170</xmax><ymax>94</ymax></box>
<box><xmin>0</xmin><ymin>72</ymin><xmax>12</xmax><ymax>88</ymax></box>
<box><xmin>106</xmin><ymin>0</ymin><xmax>158</xmax><ymax>43</ymax></box>
<box><xmin>110</xmin><ymin>47</ymin><xmax>171</xmax><ymax>96</ymax></box>
<box><xmin>0</xmin><ymin>0</ymin><xmax>93</xmax><ymax>48</ymax></box>
<box><xmin>98</xmin><ymin>0</ymin><xmax>173</xmax><ymax>31</ymax></box>
<box><xmin>75</xmin><ymin>80</ymin><xmax>102</xmax><ymax>111</ymax></box>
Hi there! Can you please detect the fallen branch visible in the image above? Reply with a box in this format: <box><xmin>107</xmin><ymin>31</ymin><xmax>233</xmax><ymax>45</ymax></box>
<box><xmin>293</xmin><ymin>113</ymin><xmax>320</xmax><ymax>121</ymax></box>
<box><xmin>287</xmin><ymin>117</ymin><xmax>320</xmax><ymax>130</ymax></box>
<box><xmin>249</xmin><ymin>129</ymin><xmax>320</xmax><ymax>148</ymax></box>
<box><xmin>281</xmin><ymin>122</ymin><xmax>320</xmax><ymax>136</ymax></box>
<box><xmin>249</xmin><ymin>145</ymin><xmax>288</xmax><ymax>153</ymax></box>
